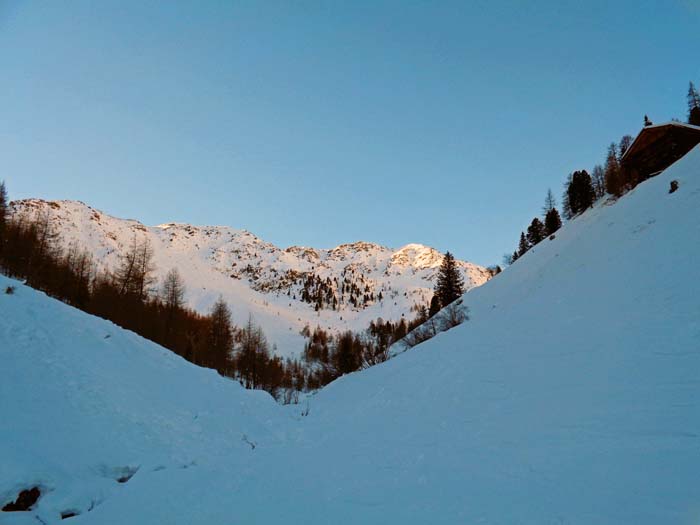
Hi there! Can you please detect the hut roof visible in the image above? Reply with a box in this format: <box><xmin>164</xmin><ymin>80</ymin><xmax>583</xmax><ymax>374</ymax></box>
<box><xmin>622</xmin><ymin>121</ymin><xmax>700</xmax><ymax>162</ymax></box>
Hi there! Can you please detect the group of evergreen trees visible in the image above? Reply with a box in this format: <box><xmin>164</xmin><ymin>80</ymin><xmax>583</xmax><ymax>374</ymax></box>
<box><xmin>689</xmin><ymin>82</ymin><xmax>700</xmax><ymax>126</ymax></box>
<box><xmin>300</xmin><ymin>321</ymin><xmax>403</xmax><ymax>390</ymax></box>
<box><xmin>564</xmin><ymin>171</ymin><xmax>596</xmax><ymax>217</ymax></box>
<box><xmin>287</xmin><ymin>251</ymin><xmax>471</xmax><ymax>392</ymax></box>
<box><xmin>298</xmin><ymin>252</ymin><xmax>471</xmax><ymax>388</ymax></box>
<box><xmin>297</xmin><ymin>270</ymin><xmax>376</xmax><ymax>311</ymax></box>
<box><xmin>301</xmin><ymin>80</ymin><xmax>700</xmax><ymax>382</ymax></box>
<box><xmin>507</xmin><ymin>82</ymin><xmax>696</xmax><ymax>263</ymax></box>
<box><xmin>509</xmin><ymin>190</ymin><xmax>562</xmax><ymax>263</ymax></box>
<box><xmin>297</xmin><ymin>251</ymin><xmax>472</xmax><ymax>390</ymax></box>
<box><xmin>595</xmin><ymin>133</ymin><xmax>638</xmax><ymax>198</ymax></box>
<box><xmin>402</xmin><ymin>252</ymin><xmax>470</xmax><ymax>347</ymax></box>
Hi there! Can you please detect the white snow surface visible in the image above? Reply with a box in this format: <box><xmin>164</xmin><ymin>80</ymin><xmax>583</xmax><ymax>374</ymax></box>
<box><xmin>8</xmin><ymin>200</ymin><xmax>491</xmax><ymax>356</ymax></box>
<box><xmin>2</xmin><ymin>145</ymin><xmax>700</xmax><ymax>523</ymax></box>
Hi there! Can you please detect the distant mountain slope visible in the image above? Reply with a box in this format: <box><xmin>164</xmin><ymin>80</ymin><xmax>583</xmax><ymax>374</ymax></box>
<box><xmin>2</xmin><ymin>146</ymin><xmax>699</xmax><ymax>524</ymax></box>
<box><xmin>8</xmin><ymin>199</ymin><xmax>491</xmax><ymax>355</ymax></box>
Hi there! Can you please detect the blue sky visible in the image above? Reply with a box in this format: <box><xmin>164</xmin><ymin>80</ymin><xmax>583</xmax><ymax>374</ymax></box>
<box><xmin>1</xmin><ymin>1</ymin><xmax>698</xmax><ymax>266</ymax></box>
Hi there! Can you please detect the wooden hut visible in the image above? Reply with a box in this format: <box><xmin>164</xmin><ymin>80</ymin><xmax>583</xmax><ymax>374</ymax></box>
<box><xmin>621</xmin><ymin>122</ymin><xmax>700</xmax><ymax>182</ymax></box>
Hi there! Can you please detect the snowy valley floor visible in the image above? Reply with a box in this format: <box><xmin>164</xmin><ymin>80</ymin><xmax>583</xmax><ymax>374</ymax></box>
<box><xmin>2</xmin><ymin>147</ymin><xmax>700</xmax><ymax>524</ymax></box>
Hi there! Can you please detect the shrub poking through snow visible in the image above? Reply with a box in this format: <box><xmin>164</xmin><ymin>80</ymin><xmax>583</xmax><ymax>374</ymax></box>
<box><xmin>4</xmin><ymin>286</ymin><xmax>14</xmax><ymax>295</ymax></box>
<box><xmin>669</xmin><ymin>180</ymin><xmax>679</xmax><ymax>193</ymax></box>
<box><xmin>402</xmin><ymin>299</ymin><xmax>469</xmax><ymax>349</ymax></box>
<box><xmin>2</xmin><ymin>487</ymin><xmax>41</xmax><ymax>512</ymax></box>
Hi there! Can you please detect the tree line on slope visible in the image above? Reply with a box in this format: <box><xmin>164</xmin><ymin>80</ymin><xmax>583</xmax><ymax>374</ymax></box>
<box><xmin>507</xmin><ymin>82</ymin><xmax>699</xmax><ymax>263</ymax></box>
<box><xmin>0</xmin><ymin>189</ymin><xmax>304</xmax><ymax>402</ymax></box>
<box><xmin>299</xmin><ymin>251</ymin><xmax>472</xmax><ymax>387</ymax></box>
<box><xmin>0</xmin><ymin>182</ymin><xmax>471</xmax><ymax>403</ymax></box>
<box><xmin>298</xmin><ymin>270</ymin><xmax>378</xmax><ymax>311</ymax></box>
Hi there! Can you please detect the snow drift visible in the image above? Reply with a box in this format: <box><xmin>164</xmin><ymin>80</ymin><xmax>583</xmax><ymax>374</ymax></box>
<box><xmin>2</xmin><ymin>145</ymin><xmax>699</xmax><ymax>523</ymax></box>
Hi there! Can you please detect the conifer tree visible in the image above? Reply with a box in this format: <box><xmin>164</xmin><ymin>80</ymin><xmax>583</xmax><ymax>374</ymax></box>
<box><xmin>333</xmin><ymin>331</ymin><xmax>361</xmax><ymax>376</ymax></box>
<box><xmin>161</xmin><ymin>268</ymin><xmax>186</xmax><ymax>345</ymax></box>
<box><xmin>690</xmin><ymin>107</ymin><xmax>700</xmax><ymax>127</ymax></box>
<box><xmin>517</xmin><ymin>232</ymin><xmax>530</xmax><ymax>257</ymax></box>
<box><xmin>561</xmin><ymin>174</ymin><xmax>573</xmax><ymax>220</ymax></box>
<box><xmin>26</xmin><ymin>209</ymin><xmax>60</xmax><ymax>288</ymax></box>
<box><xmin>618</xmin><ymin>135</ymin><xmax>634</xmax><ymax>159</ymax></box>
<box><xmin>0</xmin><ymin>181</ymin><xmax>7</xmax><ymax>260</ymax></box>
<box><xmin>604</xmin><ymin>143</ymin><xmax>622</xmax><ymax>197</ymax></box>
<box><xmin>61</xmin><ymin>242</ymin><xmax>94</xmax><ymax>308</ymax></box>
<box><xmin>394</xmin><ymin>318</ymin><xmax>408</xmax><ymax>341</ymax></box>
<box><xmin>134</xmin><ymin>238</ymin><xmax>156</xmax><ymax>302</ymax></box>
<box><xmin>542</xmin><ymin>189</ymin><xmax>556</xmax><ymax>215</ymax></box>
<box><xmin>526</xmin><ymin>217</ymin><xmax>546</xmax><ymax>246</ymax></box>
<box><xmin>434</xmin><ymin>251</ymin><xmax>464</xmax><ymax>306</ymax></box>
<box><xmin>591</xmin><ymin>164</ymin><xmax>606</xmax><ymax>200</ymax></box>
<box><xmin>208</xmin><ymin>297</ymin><xmax>234</xmax><ymax>375</ymax></box>
<box><xmin>566</xmin><ymin>170</ymin><xmax>595</xmax><ymax>215</ymax></box>
<box><xmin>235</xmin><ymin>316</ymin><xmax>270</xmax><ymax>389</ymax></box>
<box><xmin>544</xmin><ymin>207</ymin><xmax>562</xmax><ymax>236</ymax></box>
<box><xmin>688</xmin><ymin>81</ymin><xmax>700</xmax><ymax>126</ymax></box>
<box><xmin>114</xmin><ymin>236</ymin><xmax>156</xmax><ymax>302</ymax></box>
<box><xmin>429</xmin><ymin>294</ymin><xmax>441</xmax><ymax>318</ymax></box>
<box><xmin>162</xmin><ymin>268</ymin><xmax>185</xmax><ymax>311</ymax></box>
<box><xmin>578</xmin><ymin>170</ymin><xmax>595</xmax><ymax>211</ymax></box>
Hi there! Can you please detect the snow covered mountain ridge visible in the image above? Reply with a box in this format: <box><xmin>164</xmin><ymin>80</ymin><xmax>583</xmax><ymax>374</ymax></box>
<box><xmin>9</xmin><ymin>199</ymin><xmax>491</xmax><ymax>355</ymax></box>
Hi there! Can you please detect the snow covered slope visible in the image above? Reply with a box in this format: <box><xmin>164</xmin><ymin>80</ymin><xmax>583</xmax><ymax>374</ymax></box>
<box><xmin>0</xmin><ymin>274</ymin><xmax>284</xmax><ymax>523</ymax></box>
<box><xmin>2</xmin><ymin>145</ymin><xmax>699</xmax><ymax>523</ymax></box>
<box><xmin>288</xmin><ymin>146</ymin><xmax>700</xmax><ymax>523</ymax></box>
<box><xmin>8</xmin><ymin>199</ymin><xmax>491</xmax><ymax>356</ymax></box>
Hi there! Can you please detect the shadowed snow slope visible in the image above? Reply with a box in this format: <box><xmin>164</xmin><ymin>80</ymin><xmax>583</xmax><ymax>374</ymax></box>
<box><xmin>0</xmin><ymin>276</ymin><xmax>284</xmax><ymax>523</ymax></box>
<box><xmin>2</xmin><ymin>146</ymin><xmax>700</xmax><ymax>524</ymax></box>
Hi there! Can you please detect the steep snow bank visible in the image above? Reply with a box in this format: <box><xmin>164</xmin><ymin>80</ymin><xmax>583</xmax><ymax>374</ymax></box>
<box><xmin>295</xmin><ymin>145</ymin><xmax>700</xmax><ymax>523</ymax></box>
<box><xmin>0</xmin><ymin>277</ymin><xmax>283</xmax><ymax>522</ymax></box>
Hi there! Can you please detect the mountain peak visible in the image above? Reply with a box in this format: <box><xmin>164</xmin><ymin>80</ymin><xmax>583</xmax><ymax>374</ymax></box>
<box><xmin>391</xmin><ymin>243</ymin><xmax>444</xmax><ymax>269</ymax></box>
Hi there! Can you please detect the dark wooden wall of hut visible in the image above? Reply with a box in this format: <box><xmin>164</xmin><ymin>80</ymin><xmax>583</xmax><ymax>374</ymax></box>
<box><xmin>622</xmin><ymin>126</ymin><xmax>700</xmax><ymax>183</ymax></box>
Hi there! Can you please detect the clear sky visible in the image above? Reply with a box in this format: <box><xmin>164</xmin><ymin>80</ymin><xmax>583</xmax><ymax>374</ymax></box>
<box><xmin>1</xmin><ymin>1</ymin><xmax>698</xmax><ymax>266</ymax></box>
